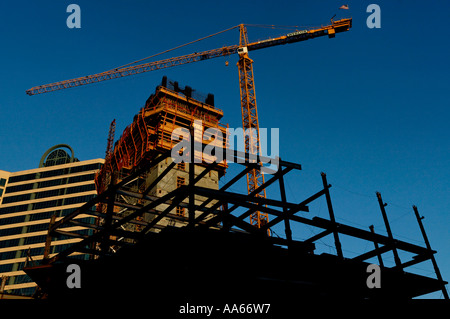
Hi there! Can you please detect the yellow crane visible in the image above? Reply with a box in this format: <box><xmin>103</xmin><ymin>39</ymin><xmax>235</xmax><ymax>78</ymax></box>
<box><xmin>26</xmin><ymin>18</ymin><xmax>352</xmax><ymax>231</ymax></box>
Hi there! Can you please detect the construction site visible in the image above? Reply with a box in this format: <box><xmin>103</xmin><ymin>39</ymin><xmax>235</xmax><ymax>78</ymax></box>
<box><xmin>1</xmin><ymin>16</ymin><xmax>447</xmax><ymax>307</ymax></box>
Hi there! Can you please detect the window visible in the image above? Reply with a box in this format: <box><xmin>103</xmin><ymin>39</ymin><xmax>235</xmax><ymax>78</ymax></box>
<box><xmin>176</xmin><ymin>206</ymin><xmax>185</xmax><ymax>217</ymax></box>
<box><xmin>38</xmin><ymin>178</ymin><xmax>64</xmax><ymax>189</ymax></box>
<box><xmin>68</xmin><ymin>173</ymin><xmax>95</xmax><ymax>184</ymax></box>
<box><xmin>176</xmin><ymin>176</ymin><xmax>185</xmax><ymax>188</ymax></box>
<box><xmin>40</xmin><ymin>168</ymin><xmax>67</xmax><ymax>179</ymax></box>
<box><xmin>0</xmin><ymin>239</ymin><xmax>20</xmax><ymax>249</ymax></box>
<box><xmin>64</xmin><ymin>195</ymin><xmax>95</xmax><ymax>206</ymax></box>
<box><xmin>35</xmin><ymin>189</ymin><xmax>60</xmax><ymax>199</ymax></box>
<box><xmin>5</xmin><ymin>183</ymin><xmax>34</xmax><ymax>194</ymax></box>
<box><xmin>8</xmin><ymin>173</ymin><xmax>36</xmax><ymax>184</ymax></box>
<box><xmin>32</xmin><ymin>200</ymin><xmax>58</xmax><ymax>210</ymax></box>
<box><xmin>7</xmin><ymin>164</ymin><xmax>101</xmax><ymax>184</ymax></box>
<box><xmin>1</xmin><ymin>193</ymin><xmax>32</xmax><ymax>204</ymax></box>
<box><xmin>0</xmin><ymin>204</ymin><xmax>28</xmax><ymax>215</ymax></box>
<box><xmin>0</xmin><ymin>188</ymin><xmax>3</xmax><ymax>197</ymax></box>
<box><xmin>68</xmin><ymin>163</ymin><xmax>102</xmax><ymax>174</ymax></box>
<box><xmin>177</xmin><ymin>162</ymin><xmax>185</xmax><ymax>171</ymax></box>
<box><xmin>0</xmin><ymin>178</ymin><xmax>6</xmax><ymax>187</ymax></box>
<box><xmin>65</xmin><ymin>183</ymin><xmax>96</xmax><ymax>194</ymax></box>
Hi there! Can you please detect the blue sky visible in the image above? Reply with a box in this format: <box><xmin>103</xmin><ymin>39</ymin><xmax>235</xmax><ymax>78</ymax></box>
<box><xmin>0</xmin><ymin>0</ymin><xmax>449</xmax><ymax>298</ymax></box>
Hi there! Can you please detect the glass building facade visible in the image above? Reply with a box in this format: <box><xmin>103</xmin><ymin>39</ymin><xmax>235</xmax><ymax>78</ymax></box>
<box><xmin>0</xmin><ymin>145</ymin><xmax>103</xmax><ymax>296</ymax></box>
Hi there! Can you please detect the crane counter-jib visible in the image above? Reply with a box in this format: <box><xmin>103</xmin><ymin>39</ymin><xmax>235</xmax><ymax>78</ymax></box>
<box><xmin>246</xmin><ymin>18</ymin><xmax>352</xmax><ymax>51</ymax></box>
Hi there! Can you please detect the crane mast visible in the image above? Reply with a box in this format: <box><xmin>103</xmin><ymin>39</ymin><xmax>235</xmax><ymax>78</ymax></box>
<box><xmin>26</xmin><ymin>18</ymin><xmax>352</xmax><ymax>232</ymax></box>
<box><xmin>237</xmin><ymin>24</ymin><xmax>268</xmax><ymax>230</ymax></box>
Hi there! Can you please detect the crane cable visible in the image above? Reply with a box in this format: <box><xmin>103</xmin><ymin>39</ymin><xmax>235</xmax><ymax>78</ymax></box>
<box><xmin>111</xmin><ymin>25</ymin><xmax>240</xmax><ymax>71</ymax></box>
<box><xmin>109</xmin><ymin>23</ymin><xmax>315</xmax><ymax>72</ymax></box>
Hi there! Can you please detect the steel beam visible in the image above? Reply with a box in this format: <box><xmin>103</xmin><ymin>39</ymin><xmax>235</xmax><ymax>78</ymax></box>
<box><xmin>303</xmin><ymin>229</ymin><xmax>333</xmax><ymax>244</ymax></box>
<box><xmin>261</xmin><ymin>187</ymin><xmax>327</xmax><ymax>231</ymax></box>
<box><xmin>352</xmin><ymin>245</ymin><xmax>391</xmax><ymax>263</ymax></box>
<box><xmin>51</xmin><ymin>151</ymin><xmax>171</xmax><ymax>232</ymax></box>
<box><xmin>312</xmin><ymin>217</ymin><xmax>431</xmax><ymax>256</ymax></box>
<box><xmin>47</xmin><ymin>189</ymin><xmax>182</xmax><ymax>264</ymax></box>
<box><xmin>54</xmin><ymin>229</ymin><xmax>89</xmax><ymax>239</ymax></box>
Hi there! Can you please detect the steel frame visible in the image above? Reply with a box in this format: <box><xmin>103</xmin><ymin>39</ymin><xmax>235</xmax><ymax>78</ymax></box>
<box><xmin>40</xmin><ymin>146</ymin><xmax>448</xmax><ymax>299</ymax></box>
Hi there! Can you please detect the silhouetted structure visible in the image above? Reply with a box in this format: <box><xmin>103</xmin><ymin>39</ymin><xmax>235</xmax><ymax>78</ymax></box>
<box><xmin>24</xmin><ymin>146</ymin><xmax>448</xmax><ymax>302</ymax></box>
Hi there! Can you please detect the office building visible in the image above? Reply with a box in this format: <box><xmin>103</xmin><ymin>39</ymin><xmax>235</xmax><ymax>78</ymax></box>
<box><xmin>0</xmin><ymin>144</ymin><xmax>103</xmax><ymax>296</ymax></box>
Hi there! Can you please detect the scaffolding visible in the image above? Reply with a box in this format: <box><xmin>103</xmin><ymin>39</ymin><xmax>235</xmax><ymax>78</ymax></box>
<box><xmin>95</xmin><ymin>77</ymin><xmax>228</xmax><ymax>194</ymax></box>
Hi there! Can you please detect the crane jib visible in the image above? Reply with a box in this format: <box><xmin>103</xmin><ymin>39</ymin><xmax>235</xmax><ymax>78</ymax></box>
<box><xmin>25</xmin><ymin>18</ymin><xmax>351</xmax><ymax>96</ymax></box>
<box><xmin>26</xmin><ymin>46</ymin><xmax>239</xmax><ymax>95</ymax></box>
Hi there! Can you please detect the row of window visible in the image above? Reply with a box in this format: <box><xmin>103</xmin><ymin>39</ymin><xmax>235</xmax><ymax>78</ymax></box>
<box><xmin>0</xmin><ymin>204</ymin><xmax>29</xmax><ymax>216</ymax></box>
<box><xmin>0</xmin><ymin>210</ymin><xmax>55</xmax><ymax>227</ymax></box>
<box><xmin>0</xmin><ymin>212</ymin><xmax>96</xmax><ymax>238</ymax></box>
<box><xmin>7</xmin><ymin>163</ymin><xmax>101</xmax><ymax>184</ymax></box>
<box><xmin>0</xmin><ymin>221</ymin><xmax>51</xmax><ymax>238</ymax></box>
<box><xmin>1</xmin><ymin>183</ymin><xmax>96</xmax><ymax>204</ymax></box>
<box><xmin>0</xmin><ymin>206</ymin><xmax>95</xmax><ymax>227</ymax></box>
<box><xmin>0</xmin><ymin>238</ymin><xmax>20</xmax><ymax>249</ymax></box>
<box><xmin>0</xmin><ymin>232</ymin><xmax>95</xmax><ymax>274</ymax></box>
<box><xmin>0</xmin><ymin>194</ymin><xmax>96</xmax><ymax>215</ymax></box>
<box><xmin>5</xmin><ymin>173</ymin><xmax>96</xmax><ymax>194</ymax></box>
<box><xmin>0</xmin><ymin>220</ymin><xmax>96</xmax><ymax>262</ymax></box>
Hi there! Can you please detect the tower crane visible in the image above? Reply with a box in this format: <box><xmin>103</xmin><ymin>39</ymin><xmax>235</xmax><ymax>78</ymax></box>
<box><xmin>26</xmin><ymin>18</ymin><xmax>352</xmax><ymax>231</ymax></box>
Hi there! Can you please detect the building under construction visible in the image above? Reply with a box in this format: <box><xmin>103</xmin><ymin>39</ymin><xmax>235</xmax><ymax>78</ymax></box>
<box><xmin>94</xmin><ymin>77</ymin><xmax>228</xmax><ymax>235</ymax></box>
<box><xmin>22</xmin><ymin>79</ymin><xmax>448</xmax><ymax>307</ymax></box>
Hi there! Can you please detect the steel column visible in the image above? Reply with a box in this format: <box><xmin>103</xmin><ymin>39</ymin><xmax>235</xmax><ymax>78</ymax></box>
<box><xmin>369</xmin><ymin>225</ymin><xmax>384</xmax><ymax>268</ymax></box>
<box><xmin>413</xmin><ymin>205</ymin><xmax>449</xmax><ymax>299</ymax></box>
<box><xmin>321</xmin><ymin>172</ymin><xmax>343</xmax><ymax>259</ymax></box>
<box><xmin>188</xmin><ymin>125</ymin><xmax>195</xmax><ymax>227</ymax></box>
<box><xmin>278</xmin><ymin>161</ymin><xmax>292</xmax><ymax>246</ymax></box>
<box><xmin>376</xmin><ymin>192</ymin><xmax>401</xmax><ymax>268</ymax></box>
<box><xmin>42</xmin><ymin>214</ymin><xmax>57</xmax><ymax>264</ymax></box>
